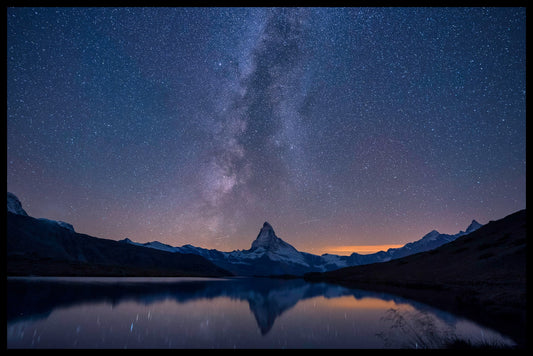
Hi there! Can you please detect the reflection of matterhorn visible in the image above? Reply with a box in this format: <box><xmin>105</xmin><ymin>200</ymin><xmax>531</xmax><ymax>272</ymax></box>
<box><xmin>244</xmin><ymin>278</ymin><xmax>312</xmax><ymax>334</ymax></box>
<box><xmin>8</xmin><ymin>275</ymin><xmax>410</xmax><ymax>337</ymax></box>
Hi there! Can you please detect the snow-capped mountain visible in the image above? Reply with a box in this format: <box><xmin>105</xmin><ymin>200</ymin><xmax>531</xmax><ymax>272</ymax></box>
<box><xmin>7</xmin><ymin>192</ymin><xmax>230</xmax><ymax>277</ymax></box>
<box><xmin>7</xmin><ymin>192</ymin><xmax>28</xmax><ymax>216</ymax></box>
<box><xmin>36</xmin><ymin>218</ymin><xmax>76</xmax><ymax>232</ymax></box>
<box><xmin>121</xmin><ymin>222</ymin><xmax>313</xmax><ymax>275</ymax></box>
<box><xmin>9</xmin><ymin>189</ymin><xmax>483</xmax><ymax>276</ymax></box>
<box><xmin>122</xmin><ymin>219</ymin><xmax>483</xmax><ymax>276</ymax></box>
<box><xmin>465</xmin><ymin>219</ymin><xmax>483</xmax><ymax>233</ymax></box>
<box><xmin>385</xmin><ymin>220</ymin><xmax>482</xmax><ymax>260</ymax></box>
<box><xmin>8</xmin><ymin>192</ymin><xmax>76</xmax><ymax>232</ymax></box>
<box><xmin>248</xmin><ymin>222</ymin><xmax>309</xmax><ymax>266</ymax></box>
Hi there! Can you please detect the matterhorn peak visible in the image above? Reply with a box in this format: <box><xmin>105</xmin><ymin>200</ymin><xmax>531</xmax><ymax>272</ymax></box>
<box><xmin>262</xmin><ymin>221</ymin><xmax>273</xmax><ymax>230</ymax></box>
<box><xmin>251</xmin><ymin>221</ymin><xmax>279</xmax><ymax>251</ymax></box>
<box><xmin>249</xmin><ymin>221</ymin><xmax>301</xmax><ymax>255</ymax></box>
<box><xmin>247</xmin><ymin>221</ymin><xmax>308</xmax><ymax>267</ymax></box>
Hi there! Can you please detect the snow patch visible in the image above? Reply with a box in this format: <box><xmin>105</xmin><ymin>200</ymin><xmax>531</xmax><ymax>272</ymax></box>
<box><xmin>7</xmin><ymin>192</ymin><xmax>28</xmax><ymax>216</ymax></box>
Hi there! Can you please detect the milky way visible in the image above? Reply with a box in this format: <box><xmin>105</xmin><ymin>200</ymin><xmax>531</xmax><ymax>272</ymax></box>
<box><xmin>7</xmin><ymin>7</ymin><xmax>526</xmax><ymax>254</ymax></box>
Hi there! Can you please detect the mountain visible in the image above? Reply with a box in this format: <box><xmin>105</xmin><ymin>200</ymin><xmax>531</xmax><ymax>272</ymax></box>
<box><xmin>384</xmin><ymin>220</ymin><xmax>482</xmax><ymax>260</ymax></box>
<box><xmin>248</xmin><ymin>222</ymin><xmax>309</xmax><ymax>266</ymax></box>
<box><xmin>123</xmin><ymin>218</ymin><xmax>483</xmax><ymax>276</ymax></box>
<box><xmin>7</xmin><ymin>192</ymin><xmax>231</xmax><ymax>277</ymax></box>
<box><xmin>122</xmin><ymin>222</ymin><xmax>313</xmax><ymax>276</ymax></box>
<box><xmin>305</xmin><ymin>209</ymin><xmax>526</xmax><ymax>347</ymax></box>
<box><xmin>8</xmin><ymin>192</ymin><xmax>75</xmax><ymax>232</ymax></box>
<box><xmin>465</xmin><ymin>219</ymin><xmax>483</xmax><ymax>233</ymax></box>
<box><xmin>7</xmin><ymin>192</ymin><xmax>28</xmax><ymax>216</ymax></box>
<box><xmin>7</xmin><ymin>191</ymin><xmax>486</xmax><ymax>278</ymax></box>
<box><xmin>306</xmin><ymin>209</ymin><xmax>526</xmax><ymax>288</ymax></box>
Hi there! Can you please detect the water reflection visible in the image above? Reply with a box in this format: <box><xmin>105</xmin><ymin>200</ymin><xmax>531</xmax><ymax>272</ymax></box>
<box><xmin>7</xmin><ymin>277</ymin><xmax>515</xmax><ymax>348</ymax></box>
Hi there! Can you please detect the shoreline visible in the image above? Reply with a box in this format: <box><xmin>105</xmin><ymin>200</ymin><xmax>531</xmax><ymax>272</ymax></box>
<box><xmin>304</xmin><ymin>275</ymin><xmax>526</xmax><ymax>349</ymax></box>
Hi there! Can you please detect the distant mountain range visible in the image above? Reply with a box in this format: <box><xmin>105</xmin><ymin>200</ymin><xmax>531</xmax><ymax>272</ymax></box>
<box><xmin>7</xmin><ymin>192</ymin><xmax>75</xmax><ymax>232</ymax></box>
<box><xmin>7</xmin><ymin>191</ymin><xmax>482</xmax><ymax>277</ymax></box>
<box><xmin>304</xmin><ymin>208</ymin><xmax>527</xmax><ymax>347</ymax></box>
<box><xmin>7</xmin><ymin>193</ymin><xmax>230</xmax><ymax>277</ymax></box>
<box><xmin>307</xmin><ymin>209</ymin><xmax>526</xmax><ymax>287</ymax></box>
<box><xmin>121</xmin><ymin>219</ymin><xmax>483</xmax><ymax>276</ymax></box>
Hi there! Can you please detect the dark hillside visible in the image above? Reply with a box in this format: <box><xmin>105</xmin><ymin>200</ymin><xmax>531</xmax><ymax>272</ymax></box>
<box><xmin>7</xmin><ymin>212</ymin><xmax>231</xmax><ymax>277</ymax></box>
<box><xmin>306</xmin><ymin>209</ymin><xmax>526</xmax><ymax>347</ymax></box>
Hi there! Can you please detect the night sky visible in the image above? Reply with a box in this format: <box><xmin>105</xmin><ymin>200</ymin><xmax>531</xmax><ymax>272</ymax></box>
<box><xmin>7</xmin><ymin>7</ymin><xmax>526</xmax><ymax>255</ymax></box>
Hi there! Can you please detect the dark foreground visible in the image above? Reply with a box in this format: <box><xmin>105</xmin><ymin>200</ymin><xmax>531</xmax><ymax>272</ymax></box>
<box><xmin>7</xmin><ymin>211</ymin><xmax>231</xmax><ymax>277</ymax></box>
<box><xmin>305</xmin><ymin>209</ymin><xmax>526</xmax><ymax>348</ymax></box>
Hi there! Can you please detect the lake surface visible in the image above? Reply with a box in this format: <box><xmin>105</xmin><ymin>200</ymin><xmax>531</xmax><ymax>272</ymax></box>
<box><xmin>7</xmin><ymin>276</ymin><xmax>515</xmax><ymax>349</ymax></box>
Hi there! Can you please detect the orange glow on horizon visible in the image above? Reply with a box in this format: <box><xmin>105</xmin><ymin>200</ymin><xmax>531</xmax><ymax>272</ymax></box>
<box><xmin>321</xmin><ymin>244</ymin><xmax>405</xmax><ymax>255</ymax></box>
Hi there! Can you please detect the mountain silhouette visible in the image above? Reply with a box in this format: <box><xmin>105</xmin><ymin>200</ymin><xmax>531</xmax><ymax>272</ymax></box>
<box><xmin>7</xmin><ymin>194</ymin><xmax>230</xmax><ymax>277</ymax></box>
<box><xmin>6</xmin><ymin>191</ymin><xmax>487</xmax><ymax>278</ymax></box>
<box><xmin>124</xmin><ymin>219</ymin><xmax>484</xmax><ymax>276</ymax></box>
<box><xmin>305</xmin><ymin>209</ymin><xmax>526</xmax><ymax>347</ymax></box>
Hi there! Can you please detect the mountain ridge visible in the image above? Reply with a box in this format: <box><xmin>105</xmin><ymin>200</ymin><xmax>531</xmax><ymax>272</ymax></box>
<box><xmin>7</xmin><ymin>193</ymin><xmax>231</xmax><ymax>277</ymax></box>
<box><xmin>121</xmin><ymin>216</ymin><xmax>483</xmax><ymax>276</ymax></box>
<box><xmin>304</xmin><ymin>209</ymin><xmax>527</xmax><ymax>347</ymax></box>
<box><xmin>7</xmin><ymin>191</ymin><xmax>485</xmax><ymax>277</ymax></box>
<box><xmin>8</xmin><ymin>192</ymin><xmax>75</xmax><ymax>232</ymax></box>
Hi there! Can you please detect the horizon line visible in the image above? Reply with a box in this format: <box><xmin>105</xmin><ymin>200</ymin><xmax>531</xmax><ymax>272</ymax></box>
<box><xmin>318</xmin><ymin>244</ymin><xmax>405</xmax><ymax>256</ymax></box>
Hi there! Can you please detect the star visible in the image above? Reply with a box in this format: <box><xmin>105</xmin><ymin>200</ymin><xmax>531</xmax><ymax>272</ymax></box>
<box><xmin>6</xmin><ymin>7</ymin><xmax>526</xmax><ymax>253</ymax></box>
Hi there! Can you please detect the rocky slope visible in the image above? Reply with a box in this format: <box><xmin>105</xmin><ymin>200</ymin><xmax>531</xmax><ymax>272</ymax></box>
<box><xmin>305</xmin><ymin>209</ymin><xmax>527</xmax><ymax>347</ymax></box>
<box><xmin>124</xmin><ymin>219</ymin><xmax>483</xmax><ymax>276</ymax></box>
<box><xmin>7</xmin><ymin>193</ymin><xmax>231</xmax><ymax>277</ymax></box>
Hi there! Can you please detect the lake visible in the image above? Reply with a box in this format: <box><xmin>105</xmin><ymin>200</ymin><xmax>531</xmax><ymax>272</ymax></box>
<box><xmin>7</xmin><ymin>276</ymin><xmax>515</xmax><ymax>349</ymax></box>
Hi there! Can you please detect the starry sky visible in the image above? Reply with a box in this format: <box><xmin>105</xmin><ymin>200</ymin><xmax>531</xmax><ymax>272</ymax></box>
<box><xmin>7</xmin><ymin>7</ymin><xmax>526</xmax><ymax>255</ymax></box>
